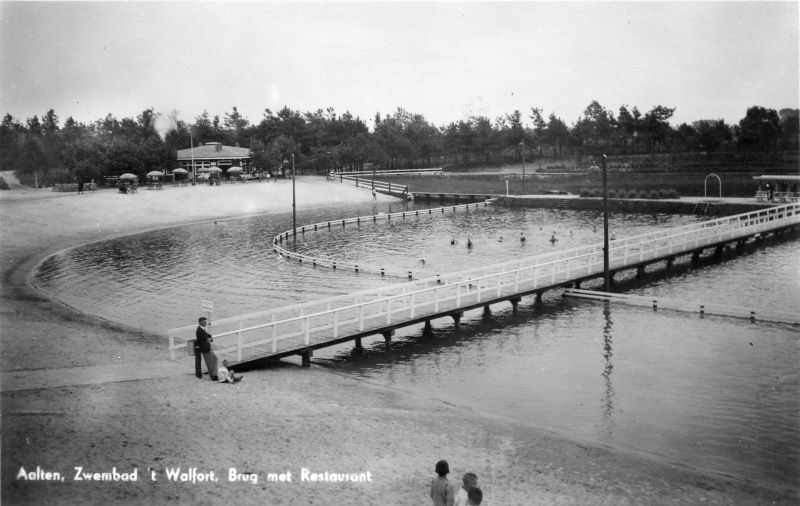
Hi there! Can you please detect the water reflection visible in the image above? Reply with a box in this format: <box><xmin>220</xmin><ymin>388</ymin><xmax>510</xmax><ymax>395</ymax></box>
<box><xmin>601</xmin><ymin>302</ymin><xmax>615</xmax><ymax>438</ymax></box>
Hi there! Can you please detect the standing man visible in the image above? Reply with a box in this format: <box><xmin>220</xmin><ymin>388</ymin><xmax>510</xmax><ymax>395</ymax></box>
<box><xmin>195</xmin><ymin>317</ymin><xmax>218</xmax><ymax>381</ymax></box>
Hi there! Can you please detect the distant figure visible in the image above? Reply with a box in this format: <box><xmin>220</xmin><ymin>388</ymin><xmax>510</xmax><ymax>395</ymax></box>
<box><xmin>549</xmin><ymin>232</ymin><xmax>558</xmax><ymax>246</ymax></box>
<box><xmin>450</xmin><ymin>238</ymin><xmax>456</xmax><ymax>246</ymax></box>
<box><xmin>611</xmin><ymin>233</ymin><xmax>617</xmax><ymax>241</ymax></box>
<box><xmin>419</xmin><ymin>258</ymin><xmax>426</xmax><ymax>265</ymax></box>
<box><xmin>593</xmin><ymin>223</ymin><xmax>597</xmax><ymax>233</ymax></box>
<box><xmin>454</xmin><ymin>472</ymin><xmax>478</xmax><ymax>506</ymax></box>
<box><xmin>520</xmin><ymin>232</ymin><xmax>526</xmax><ymax>243</ymax></box>
<box><xmin>77</xmin><ymin>178</ymin><xmax>84</xmax><ymax>194</ymax></box>
<box><xmin>430</xmin><ymin>460</ymin><xmax>454</xmax><ymax>506</ymax></box>
<box><xmin>466</xmin><ymin>237</ymin><xmax>473</xmax><ymax>249</ymax></box>
<box><xmin>118</xmin><ymin>181</ymin><xmax>127</xmax><ymax>194</ymax></box>
<box><xmin>217</xmin><ymin>360</ymin><xmax>243</xmax><ymax>383</ymax></box>
<box><xmin>498</xmin><ymin>236</ymin><xmax>503</xmax><ymax>242</ymax></box>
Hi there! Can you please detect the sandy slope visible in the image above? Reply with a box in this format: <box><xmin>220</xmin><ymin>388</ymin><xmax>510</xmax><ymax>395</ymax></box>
<box><xmin>1</xmin><ymin>179</ymin><xmax>792</xmax><ymax>505</ymax></box>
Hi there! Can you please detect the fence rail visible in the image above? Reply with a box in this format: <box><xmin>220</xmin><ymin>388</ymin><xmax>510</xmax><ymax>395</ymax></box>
<box><xmin>272</xmin><ymin>199</ymin><xmax>496</xmax><ymax>278</ymax></box>
<box><xmin>328</xmin><ymin>174</ymin><xmax>409</xmax><ymax>197</ymax></box>
<box><xmin>169</xmin><ymin>203</ymin><xmax>800</xmax><ymax>365</ymax></box>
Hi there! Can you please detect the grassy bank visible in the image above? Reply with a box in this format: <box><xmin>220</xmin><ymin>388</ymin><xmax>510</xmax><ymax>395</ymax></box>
<box><xmin>372</xmin><ymin>170</ymin><xmax>769</xmax><ymax>198</ymax></box>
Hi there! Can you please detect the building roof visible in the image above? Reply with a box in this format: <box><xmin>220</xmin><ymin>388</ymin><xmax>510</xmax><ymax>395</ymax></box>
<box><xmin>177</xmin><ymin>142</ymin><xmax>250</xmax><ymax>160</ymax></box>
<box><xmin>752</xmin><ymin>175</ymin><xmax>800</xmax><ymax>182</ymax></box>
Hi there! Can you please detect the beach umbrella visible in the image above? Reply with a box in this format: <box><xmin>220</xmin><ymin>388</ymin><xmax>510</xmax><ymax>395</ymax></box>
<box><xmin>227</xmin><ymin>166</ymin><xmax>243</xmax><ymax>173</ymax></box>
<box><xmin>197</xmin><ymin>166</ymin><xmax>212</xmax><ymax>173</ymax></box>
<box><xmin>119</xmin><ymin>173</ymin><xmax>138</xmax><ymax>180</ymax></box>
<box><xmin>208</xmin><ymin>166</ymin><xmax>223</xmax><ymax>173</ymax></box>
<box><xmin>146</xmin><ymin>170</ymin><xmax>163</xmax><ymax>177</ymax></box>
<box><xmin>172</xmin><ymin>168</ymin><xmax>188</xmax><ymax>174</ymax></box>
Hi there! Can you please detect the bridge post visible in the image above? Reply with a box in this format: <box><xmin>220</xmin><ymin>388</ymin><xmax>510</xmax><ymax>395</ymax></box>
<box><xmin>510</xmin><ymin>297</ymin><xmax>521</xmax><ymax>314</ymax></box>
<box><xmin>534</xmin><ymin>292</ymin><xmax>543</xmax><ymax>305</ymax></box>
<box><xmin>636</xmin><ymin>266</ymin><xmax>645</xmax><ymax>279</ymax></box>
<box><xmin>301</xmin><ymin>350</ymin><xmax>313</xmax><ymax>367</ymax></box>
<box><xmin>714</xmin><ymin>245</ymin><xmax>724</xmax><ymax>259</ymax></box>
<box><xmin>423</xmin><ymin>320</ymin><xmax>433</xmax><ymax>335</ymax></box>
<box><xmin>691</xmin><ymin>250</ymin><xmax>702</xmax><ymax>264</ymax></box>
<box><xmin>354</xmin><ymin>338</ymin><xmax>363</xmax><ymax>353</ymax></box>
<box><xmin>382</xmin><ymin>330</ymin><xmax>394</xmax><ymax>344</ymax></box>
<box><xmin>483</xmin><ymin>305</ymin><xmax>491</xmax><ymax>317</ymax></box>
<box><xmin>666</xmin><ymin>257</ymin><xmax>675</xmax><ymax>269</ymax></box>
<box><xmin>451</xmin><ymin>312</ymin><xmax>463</xmax><ymax>329</ymax></box>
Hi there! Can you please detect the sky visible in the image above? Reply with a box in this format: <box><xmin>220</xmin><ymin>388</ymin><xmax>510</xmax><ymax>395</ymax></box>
<box><xmin>1</xmin><ymin>1</ymin><xmax>798</xmax><ymax>131</ymax></box>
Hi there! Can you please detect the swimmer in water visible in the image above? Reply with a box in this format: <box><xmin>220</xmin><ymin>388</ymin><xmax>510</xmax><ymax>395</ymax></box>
<box><xmin>549</xmin><ymin>232</ymin><xmax>558</xmax><ymax>246</ymax></box>
<box><xmin>419</xmin><ymin>258</ymin><xmax>426</xmax><ymax>265</ymax></box>
<box><xmin>520</xmin><ymin>232</ymin><xmax>526</xmax><ymax>243</ymax></box>
<box><xmin>450</xmin><ymin>237</ymin><xmax>456</xmax><ymax>245</ymax></box>
<box><xmin>467</xmin><ymin>237</ymin><xmax>473</xmax><ymax>249</ymax></box>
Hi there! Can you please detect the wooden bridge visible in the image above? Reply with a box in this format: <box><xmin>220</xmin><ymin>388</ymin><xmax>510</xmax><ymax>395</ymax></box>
<box><xmin>168</xmin><ymin>203</ymin><xmax>800</xmax><ymax>368</ymax></box>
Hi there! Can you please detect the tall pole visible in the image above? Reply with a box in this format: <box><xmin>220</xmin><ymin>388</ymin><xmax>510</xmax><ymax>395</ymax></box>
<box><xmin>190</xmin><ymin>131</ymin><xmax>196</xmax><ymax>185</ymax></box>
<box><xmin>291</xmin><ymin>153</ymin><xmax>296</xmax><ymax>237</ymax></box>
<box><xmin>521</xmin><ymin>139</ymin><xmax>526</xmax><ymax>194</ymax></box>
<box><xmin>602</xmin><ymin>154</ymin><xmax>610</xmax><ymax>291</ymax></box>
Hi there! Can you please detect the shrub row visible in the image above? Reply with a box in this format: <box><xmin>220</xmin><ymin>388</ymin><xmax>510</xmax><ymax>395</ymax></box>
<box><xmin>579</xmin><ymin>188</ymin><xmax>680</xmax><ymax>199</ymax></box>
<box><xmin>51</xmin><ymin>182</ymin><xmax>98</xmax><ymax>192</ymax></box>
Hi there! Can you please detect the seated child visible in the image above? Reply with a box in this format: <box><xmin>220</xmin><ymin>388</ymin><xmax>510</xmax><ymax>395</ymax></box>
<box><xmin>217</xmin><ymin>360</ymin><xmax>243</xmax><ymax>383</ymax></box>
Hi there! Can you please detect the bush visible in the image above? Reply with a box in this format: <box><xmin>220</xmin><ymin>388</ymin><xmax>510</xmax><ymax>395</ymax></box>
<box><xmin>607</xmin><ymin>189</ymin><xmax>618</xmax><ymax>198</ymax></box>
<box><xmin>0</xmin><ymin>177</ymin><xmax>8</xmax><ymax>190</ymax></box>
<box><xmin>648</xmin><ymin>190</ymin><xmax>660</xmax><ymax>199</ymax></box>
<box><xmin>579</xmin><ymin>188</ymin><xmax>591</xmax><ymax>197</ymax></box>
<box><xmin>636</xmin><ymin>190</ymin><xmax>648</xmax><ymax>199</ymax></box>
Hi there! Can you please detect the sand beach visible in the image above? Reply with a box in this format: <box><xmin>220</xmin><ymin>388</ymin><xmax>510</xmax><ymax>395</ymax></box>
<box><xmin>0</xmin><ymin>176</ymin><xmax>792</xmax><ymax>505</ymax></box>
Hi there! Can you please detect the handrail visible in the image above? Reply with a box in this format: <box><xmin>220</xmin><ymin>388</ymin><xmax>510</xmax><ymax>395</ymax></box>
<box><xmin>168</xmin><ymin>203</ymin><xmax>800</xmax><ymax>361</ymax></box>
<box><xmin>330</xmin><ymin>174</ymin><xmax>409</xmax><ymax>196</ymax></box>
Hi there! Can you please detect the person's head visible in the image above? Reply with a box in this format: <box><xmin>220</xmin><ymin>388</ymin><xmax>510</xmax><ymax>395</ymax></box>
<box><xmin>222</xmin><ymin>359</ymin><xmax>229</xmax><ymax>367</ymax></box>
<box><xmin>198</xmin><ymin>317</ymin><xmax>207</xmax><ymax>327</ymax></box>
<box><xmin>462</xmin><ymin>472</ymin><xmax>477</xmax><ymax>489</ymax></box>
<box><xmin>434</xmin><ymin>460</ymin><xmax>449</xmax><ymax>477</ymax></box>
<box><xmin>467</xmin><ymin>486</ymin><xmax>483</xmax><ymax>505</ymax></box>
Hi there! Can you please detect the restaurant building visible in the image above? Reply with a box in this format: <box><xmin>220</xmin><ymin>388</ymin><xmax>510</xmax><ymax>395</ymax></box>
<box><xmin>176</xmin><ymin>142</ymin><xmax>252</xmax><ymax>175</ymax></box>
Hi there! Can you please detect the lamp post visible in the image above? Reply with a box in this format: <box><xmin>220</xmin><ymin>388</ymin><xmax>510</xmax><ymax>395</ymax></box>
<box><xmin>602</xmin><ymin>154</ymin><xmax>610</xmax><ymax>291</ymax></box>
<box><xmin>284</xmin><ymin>156</ymin><xmax>297</xmax><ymax>236</ymax></box>
<box><xmin>292</xmin><ymin>154</ymin><xmax>296</xmax><ymax>237</ymax></box>
<box><xmin>520</xmin><ymin>139</ymin><xmax>526</xmax><ymax>194</ymax></box>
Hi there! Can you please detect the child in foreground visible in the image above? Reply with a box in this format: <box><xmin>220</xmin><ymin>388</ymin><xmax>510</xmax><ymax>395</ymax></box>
<box><xmin>454</xmin><ymin>472</ymin><xmax>477</xmax><ymax>506</ymax></box>
<box><xmin>430</xmin><ymin>459</ymin><xmax>454</xmax><ymax>506</ymax></box>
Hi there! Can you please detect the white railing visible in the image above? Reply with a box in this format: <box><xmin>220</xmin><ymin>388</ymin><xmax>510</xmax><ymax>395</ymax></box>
<box><xmin>169</xmin><ymin>203</ymin><xmax>800</xmax><ymax>363</ymax></box>
<box><xmin>329</xmin><ymin>174</ymin><xmax>409</xmax><ymax>196</ymax></box>
<box><xmin>272</xmin><ymin>200</ymin><xmax>497</xmax><ymax>278</ymax></box>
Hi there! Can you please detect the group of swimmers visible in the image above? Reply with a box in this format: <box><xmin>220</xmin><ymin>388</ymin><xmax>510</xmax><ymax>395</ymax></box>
<box><xmin>449</xmin><ymin>229</ymin><xmax>571</xmax><ymax>248</ymax></box>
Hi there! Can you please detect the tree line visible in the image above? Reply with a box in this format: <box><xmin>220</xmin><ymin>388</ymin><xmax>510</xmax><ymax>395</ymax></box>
<box><xmin>1</xmin><ymin>101</ymin><xmax>797</xmax><ymax>187</ymax></box>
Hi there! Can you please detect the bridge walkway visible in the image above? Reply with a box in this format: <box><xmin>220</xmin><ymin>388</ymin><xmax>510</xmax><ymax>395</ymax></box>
<box><xmin>168</xmin><ymin>203</ymin><xmax>800</xmax><ymax>367</ymax></box>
